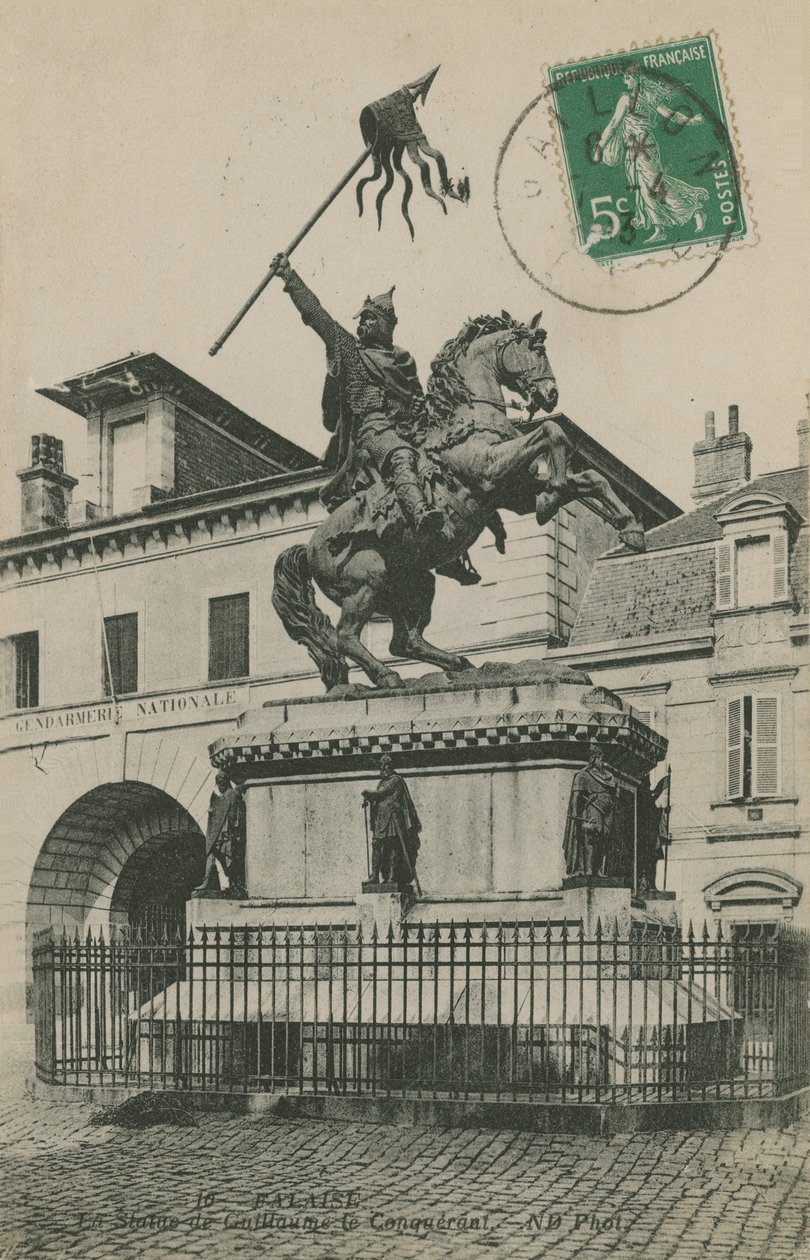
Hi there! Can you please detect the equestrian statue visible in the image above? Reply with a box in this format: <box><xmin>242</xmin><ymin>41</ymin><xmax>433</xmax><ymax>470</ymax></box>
<box><xmin>271</xmin><ymin>254</ymin><xmax>645</xmax><ymax>692</ymax></box>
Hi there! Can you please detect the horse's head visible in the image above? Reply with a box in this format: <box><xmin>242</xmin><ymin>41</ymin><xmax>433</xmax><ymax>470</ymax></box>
<box><xmin>496</xmin><ymin>313</ymin><xmax>558</xmax><ymax>414</ymax></box>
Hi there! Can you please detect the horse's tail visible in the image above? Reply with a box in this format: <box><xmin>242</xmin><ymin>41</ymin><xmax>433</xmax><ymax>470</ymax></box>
<box><xmin>272</xmin><ymin>545</ymin><xmax>349</xmax><ymax>691</ymax></box>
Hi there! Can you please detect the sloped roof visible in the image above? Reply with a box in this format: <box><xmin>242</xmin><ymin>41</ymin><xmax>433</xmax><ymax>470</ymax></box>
<box><xmin>571</xmin><ymin>547</ymin><xmax>717</xmax><ymax>645</ymax></box>
<box><xmin>644</xmin><ymin>467</ymin><xmax>807</xmax><ymax>551</ymax></box>
<box><xmin>571</xmin><ymin>465</ymin><xmax>808</xmax><ymax>646</ymax></box>
<box><xmin>37</xmin><ymin>352</ymin><xmax>318</xmax><ymax>472</ymax></box>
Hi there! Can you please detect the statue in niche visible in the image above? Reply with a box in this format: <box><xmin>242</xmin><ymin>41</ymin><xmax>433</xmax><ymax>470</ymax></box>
<box><xmin>563</xmin><ymin>743</ymin><xmax>618</xmax><ymax>878</ymax></box>
<box><xmin>195</xmin><ymin>771</ymin><xmax>247</xmax><ymax>896</ymax></box>
<box><xmin>362</xmin><ymin>753</ymin><xmax>422</xmax><ymax>895</ymax></box>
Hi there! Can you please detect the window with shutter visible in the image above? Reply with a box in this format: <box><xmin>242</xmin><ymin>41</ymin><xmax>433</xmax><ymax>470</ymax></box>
<box><xmin>726</xmin><ymin>697</ymin><xmax>743</xmax><ymax>798</ymax></box>
<box><xmin>208</xmin><ymin>593</ymin><xmax>250</xmax><ymax>681</ymax></box>
<box><xmin>753</xmin><ymin>696</ymin><xmax>779</xmax><ymax>796</ymax></box>
<box><xmin>716</xmin><ymin>542</ymin><xmax>733</xmax><ymax>608</ymax></box>
<box><xmin>772</xmin><ymin>531</ymin><xmax>788</xmax><ymax>601</ymax></box>
<box><xmin>103</xmin><ymin>613</ymin><xmax>138</xmax><ymax>696</ymax></box>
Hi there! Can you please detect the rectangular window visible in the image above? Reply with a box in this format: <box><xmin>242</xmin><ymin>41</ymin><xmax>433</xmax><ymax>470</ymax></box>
<box><xmin>726</xmin><ymin>694</ymin><xmax>780</xmax><ymax>800</ymax></box>
<box><xmin>735</xmin><ymin>536</ymin><xmax>771</xmax><ymax>607</ymax></box>
<box><xmin>103</xmin><ymin>612</ymin><xmax>139</xmax><ymax>696</ymax></box>
<box><xmin>111</xmin><ymin>416</ymin><xmax>146</xmax><ymax>515</ymax></box>
<box><xmin>208</xmin><ymin>593</ymin><xmax>249</xmax><ymax>681</ymax></box>
<box><xmin>0</xmin><ymin>632</ymin><xmax>40</xmax><ymax>711</ymax></box>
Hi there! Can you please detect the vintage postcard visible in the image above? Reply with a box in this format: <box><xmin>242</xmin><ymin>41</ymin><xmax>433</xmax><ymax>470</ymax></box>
<box><xmin>0</xmin><ymin>2</ymin><xmax>807</xmax><ymax>1259</ymax></box>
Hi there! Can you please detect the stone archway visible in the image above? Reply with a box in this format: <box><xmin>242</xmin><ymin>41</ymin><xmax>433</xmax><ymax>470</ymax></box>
<box><xmin>111</xmin><ymin>831</ymin><xmax>205</xmax><ymax>937</ymax></box>
<box><xmin>26</xmin><ymin>782</ymin><xmax>205</xmax><ymax>947</ymax></box>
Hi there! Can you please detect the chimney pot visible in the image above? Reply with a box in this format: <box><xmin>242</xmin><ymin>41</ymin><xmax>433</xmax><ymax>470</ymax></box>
<box><xmin>17</xmin><ymin>433</ymin><xmax>78</xmax><ymax>533</ymax></box>
<box><xmin>692</xmin><ymin>409</ymin><xmax>752</xmax><ymax>502</ymax></box>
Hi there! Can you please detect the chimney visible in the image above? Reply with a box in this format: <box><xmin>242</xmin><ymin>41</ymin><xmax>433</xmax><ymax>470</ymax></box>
<box><xmin>798</xmin><ymin>395</ymin><xmax>809</xmax><ymax>467</ymax></box>
<box><xmin>17</xmin><ymin>435</ymin><xmax>78</xmax><ymax>533</ymax></box>
<box><xmin>692</xmin><ymin>405</ymin><xmax>752</xmax><ymax>503</ymax></box>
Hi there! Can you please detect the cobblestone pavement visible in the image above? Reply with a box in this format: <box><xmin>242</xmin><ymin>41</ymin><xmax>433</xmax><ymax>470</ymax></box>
<box><xmin>0</xmin><ymin>1050</ymin><xmax>808</xmax><ymax>1260</ymax></box>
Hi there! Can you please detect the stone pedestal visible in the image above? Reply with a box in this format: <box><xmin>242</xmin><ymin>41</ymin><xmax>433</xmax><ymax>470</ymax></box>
<box><xmin>357</xmin><ymin>889</ymin><xmax>403</xmax><ymax>938</ymax></box>
<box><xmin>561</xmin><ymin>876</ymin><xmax>633</xmax><ymax>935</ymax></box>
<box><xmin>208</xmin><ymin>661</ymin><xmax>667</xmax><ymax>926</ymax></box>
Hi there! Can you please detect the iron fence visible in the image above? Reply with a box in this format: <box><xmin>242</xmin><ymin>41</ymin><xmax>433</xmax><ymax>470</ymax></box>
<box><xmin>32</xmin><ymin>920</ymin><xmax>810</xmax><ymax>1103</ymax></box>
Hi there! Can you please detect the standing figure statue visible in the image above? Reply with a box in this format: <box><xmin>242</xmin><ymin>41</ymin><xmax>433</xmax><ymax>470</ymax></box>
<box><xmin>563</xmin><ymin>743</ymin><xmax>618</xmax><ymax>878</ymax></box>
<box><xmin>362</xmin><ymin>754</ymin><xmax>422</xmax><ymax>895</ymax></box>
<box><xmin>636</xmin><ymin>772</ymin><xmax>670</xmax><ymax>894</ymax></box>
<box><xmin>196</xmin><ymin>771</ymin><xmax>247</xmax><ymax>896</ymax></box>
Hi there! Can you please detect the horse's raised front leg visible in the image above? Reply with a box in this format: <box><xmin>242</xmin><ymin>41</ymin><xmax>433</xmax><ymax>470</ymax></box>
<box><xmin>568</xmin><ymin>469</ymin><xmax>646</xmax><ymax>553</ymax></box>
<box><xmin>451</xmin><ymin>419</ymin><xmax>567</xmax><ymax>494</ymax></box>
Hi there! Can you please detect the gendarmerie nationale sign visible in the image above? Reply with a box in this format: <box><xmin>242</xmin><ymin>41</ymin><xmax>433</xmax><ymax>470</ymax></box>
<box><xmin>7</xmin><ymin>686</ymin><xmax>245</xmax><ymax>746</ymax></box>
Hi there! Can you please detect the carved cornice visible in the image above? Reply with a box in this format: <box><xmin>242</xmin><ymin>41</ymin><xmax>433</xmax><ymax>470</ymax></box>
<box><xmin>210</xmin><ymin>707</ymin><xmax>667</xmax><ymax>776</ymax></box>
<box><xmin>0</xmin><ymin>472</ymin><xmax>328</xmax><ymax>585</ymax></box>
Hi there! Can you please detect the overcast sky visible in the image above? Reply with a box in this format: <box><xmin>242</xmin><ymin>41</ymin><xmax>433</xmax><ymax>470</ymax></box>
<box><xmin>1</xmin><ymin>0</ymin><xmax>806</xmax><ymax>537</ymax></box>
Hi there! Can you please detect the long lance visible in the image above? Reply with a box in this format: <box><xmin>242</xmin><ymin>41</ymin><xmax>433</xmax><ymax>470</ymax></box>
<box><xmin>209</xmin><ymin>66</ymin><xmax>444</xmax><ymax>357</ymax></box>
<box><xmin>362</xmin><ymin>798</ymin><xmax>371</xmax><ymax>878</ymax></box>
<box><xmin>209</xmin><ymin>146</ymin><xmax>372</xmax><ymax>356</ymax></box>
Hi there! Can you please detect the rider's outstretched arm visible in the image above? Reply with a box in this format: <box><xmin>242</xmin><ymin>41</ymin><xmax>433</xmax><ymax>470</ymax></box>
<box><xmin>272</xmin><ymin>254</ymin><xmax>351</xmax><ymax>356</ymax></box>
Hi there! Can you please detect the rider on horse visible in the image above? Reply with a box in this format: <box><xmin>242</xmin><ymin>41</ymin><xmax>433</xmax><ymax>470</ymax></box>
<box><xmin>273</xmin><ymin>255</ymin><xmax>482</xmax><ymax>584</ymax></box>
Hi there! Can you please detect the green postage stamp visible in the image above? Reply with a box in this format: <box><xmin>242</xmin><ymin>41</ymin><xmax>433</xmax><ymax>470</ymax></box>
<box><xmin>547</xmin><ymin>35</ymin><xmax>752</xmax><ymax>265</ymax></box>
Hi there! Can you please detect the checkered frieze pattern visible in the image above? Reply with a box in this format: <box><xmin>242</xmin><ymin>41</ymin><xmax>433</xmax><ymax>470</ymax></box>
<box><xmin>210</xmin><ymin>708</ymin><xmax>666</xmax><ymax>770</ymax></box>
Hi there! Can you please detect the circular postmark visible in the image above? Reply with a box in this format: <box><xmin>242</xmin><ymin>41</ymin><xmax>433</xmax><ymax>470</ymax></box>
<box><xmin>495</xmin><ymin>40</ymin><xmax>749</xmax><ymax>314</ymax></box>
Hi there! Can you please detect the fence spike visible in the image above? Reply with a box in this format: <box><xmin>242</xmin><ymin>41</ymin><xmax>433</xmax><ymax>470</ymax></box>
<box><xmin>545</xmin><ymin>919</ymin><xmax>553</xmax><ymax>943</ymax></box>
<box><xmin>387</xmin><ymin>919</ymin><xmax>395</xmax><ymax>943</ymax></box>
<box><xmin>596</xmin><ymin>916</ymin><xmax>602</xmax><ymax>941</ymax></box>
<box><xmin>371</xmin><ymin>921</ymin><xmax>379</xmax><ymax>944</ymax></box>
<box><xmin>687</xmin><ymin>919</ymin><xmax>694</xmax><ymax>943</ymax></box>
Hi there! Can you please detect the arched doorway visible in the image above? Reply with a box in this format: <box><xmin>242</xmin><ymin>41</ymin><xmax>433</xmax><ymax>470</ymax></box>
<box><xmin>112</xmin><ymin>833</ymin><xmax>205</xmax><ymax>937</ymax></box>
<box><xmin>27</xmin><ymin>782</ymin><xmax>205</xmax><ymax>948</ymax></box>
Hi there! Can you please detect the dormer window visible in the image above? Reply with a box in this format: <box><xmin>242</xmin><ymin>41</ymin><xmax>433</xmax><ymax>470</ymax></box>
<box><xmin>714</xmin><ymin>493</ymin><xmax>796</xmax><ymax>612</ymax></box>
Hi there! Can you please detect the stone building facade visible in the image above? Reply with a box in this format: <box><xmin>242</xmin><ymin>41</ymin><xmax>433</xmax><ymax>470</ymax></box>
<box><xmin>0</xmin><ymin>352</ymin><xmax>678</xmax><ymax>1015</ymax></box>
<box><xmin>556</xmin><ymin>406</ymin><xmax>809</xmax><ymax>932</ymax></box>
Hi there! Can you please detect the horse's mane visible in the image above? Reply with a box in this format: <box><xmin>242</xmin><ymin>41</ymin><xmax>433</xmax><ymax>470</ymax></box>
<box><xmin>426</xmin><ymin>312</ymin><xmax>523</xmax><ymax>426</ymax></box>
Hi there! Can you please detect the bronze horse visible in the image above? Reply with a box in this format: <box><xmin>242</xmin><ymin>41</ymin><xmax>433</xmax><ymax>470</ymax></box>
<box><xmin>272</xmin><ymin>312</ymin><xmax>644</xmax><ymax>691</ymax></box>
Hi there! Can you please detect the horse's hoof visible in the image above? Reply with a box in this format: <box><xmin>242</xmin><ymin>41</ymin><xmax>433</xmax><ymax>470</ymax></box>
<box><xmin>378</xmin><ymin>671</ymin><xmax>405</xmax><ymax>690</ymax></box>
<box><xmin>619</xmin><ymin>526</ymin><xmax>646</xmax><ymax>553</ymax></box>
